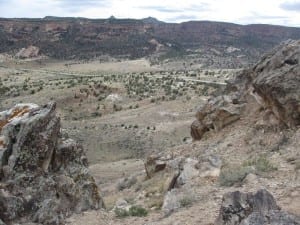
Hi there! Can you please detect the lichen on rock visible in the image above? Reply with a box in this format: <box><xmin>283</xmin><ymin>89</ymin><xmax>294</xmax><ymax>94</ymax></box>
<box><xmin>0</xmin><ymin>102</ymin><xmax>104</xmax><ymax>225</ymax></box>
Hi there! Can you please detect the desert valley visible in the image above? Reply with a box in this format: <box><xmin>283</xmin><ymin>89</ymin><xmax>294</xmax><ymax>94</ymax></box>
<box><xmin>0</xmin><ymin>16</ymin><xmax>299</xmax><ymax>225</ymax></box>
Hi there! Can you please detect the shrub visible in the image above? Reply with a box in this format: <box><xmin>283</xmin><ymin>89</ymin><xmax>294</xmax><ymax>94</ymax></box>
<box><xmin>128</xmin><ymin>206</ymin><xmax>148</xmax><ymax>217</ymax></box>
<box><xmin>179</xmin><ymin>196</ymin><xmax>194</xmax><ymax>208</ymax></box>
<box><xmin>91</xmin><ymin>112</ymin><xmax>102</xmax><ymax>117</ymax></box>
<box><xmin>114</xmin><ymin>205</ymin><xmax>148</xmax><ymax>218</ymax></box>
<box><xmin>243</xmin><ymin>155</ymin><xmax>277</xmax><ymax>173</ymax></box>
<box><xmin>114</xmin><ymin>208</ymin><xmax>129</xmax><ymax>218</ymax></box>
<box><xmin>219</xmin><ymin>166</ymin><xmax>252</xmax><ymax>187</ymax></box>
<box><xmin>113</xmin><ymin>104</ymin><xmax>123</xmax><ymax>111</ymax></box>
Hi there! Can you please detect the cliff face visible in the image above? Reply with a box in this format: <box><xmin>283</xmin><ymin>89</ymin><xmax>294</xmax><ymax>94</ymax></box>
<box><xmin>191</xmin><ymin>39</ymin><xmax>300</xmax><ymax>140</ymax></box>
<box><xmin>1</xmin><ymin>17</ymin><xmax>300</xmax><ymax>60</ymax></box>
<box><xmin>0</xmin><ymin>102</ymin><xmax>103</xmax><ymax>225</ymax></box>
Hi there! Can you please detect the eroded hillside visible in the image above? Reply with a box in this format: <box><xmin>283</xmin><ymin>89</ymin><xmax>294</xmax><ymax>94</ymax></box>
<box><xmin>1</xmin><ymin>17</ymin><xmax>300</xmax><ymax>68</ymax></box>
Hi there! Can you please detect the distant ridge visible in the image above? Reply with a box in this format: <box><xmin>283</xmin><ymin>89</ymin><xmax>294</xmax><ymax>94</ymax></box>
<box><xmin>142</xmin><ymin>17</ymin><xmax>165</xmax><ymax>24</ymax></box>
<box><xmin>0</xmin><ymin>17</ymin><xmax>300</xmax><ymax>61</ymax></box>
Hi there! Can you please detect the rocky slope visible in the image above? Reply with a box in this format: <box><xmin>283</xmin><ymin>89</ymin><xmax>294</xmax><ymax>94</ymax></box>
<box><xmin>64</xmin><ymin>40</ymin><xmax>300</xmax><ymax>225</ymax></box>
<box><xmin>0</xmin><ymin>36</ymin><xmax>299</xmax><ymax>225</ymax></box>
<box><xmin>0</xmin><ymin>102</ymin><xmax>103</xmax><ymax>224</ymax></box>
<box><xmin>191</xmin><ymin>39</ymin><xmax>300</xmax><ymax>140</ymax></box>
<box><xmin>1</xmin><ymin>17</ymin><xmax>300</xmax><ymax>61</ymax></box>
<box><xmin>109</xmin><ymin>41</ymin><xmax>300</xmax><ymax>225</ymax></box>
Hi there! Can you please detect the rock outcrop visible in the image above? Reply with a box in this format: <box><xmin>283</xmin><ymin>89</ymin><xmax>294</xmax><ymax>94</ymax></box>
<box><xmin>251</xmin><ymin>40</ymin><xmax>300</xmax><ymax>128</ymax></box>
<box><xmin>191</xmin><ymin>39</ymin><xmax>300</xmax><ymax>140</ymax></box>
<box><xmin>215</xmin><ymin>189</ymin><xmax>300</xmax><ymax>225</ymax></box>
<box><xmin>144</xmin><ymin>155</ymin><xmax>167</xmax><ymax>178</ymax></box>
<box><xmin>191</xmin><ymin>95</ymin><xmax>243</xmax><ymax>140</ymax></box>
<box><xmin>0</xmin><ymin>102</ymin><xmax>103</xmax><ymax>224</ymax></box>
<box><xmin>15</xmin><ymin>45</ymin><xmax>40</xmax><ymax>59</ymax></box>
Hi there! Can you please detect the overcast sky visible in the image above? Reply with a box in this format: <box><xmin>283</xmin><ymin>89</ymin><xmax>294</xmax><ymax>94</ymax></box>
<box><xmin>0</xmin><ymin>0</ymin><xmax>300</xmax><ymax>27</ymax></box>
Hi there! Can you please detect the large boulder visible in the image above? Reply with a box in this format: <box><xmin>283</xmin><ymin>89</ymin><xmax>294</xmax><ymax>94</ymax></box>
<box><xmin>191</xmin><ymin>95</ymin><xmax>243</xmax><ymax>140</ymax></box>
<box><xmin>191</xmin><ymin>39</ymin><xmax>300</xmax><ymax>140</ymax></box>
<box><xmin>0</xmin><ymin>102</ymin><xmax>103</xmax><ymax>224</ymax></box>
<box><xmin>144</xmin><ymin>155</ymin><xmax>167</xmax><ymax>178</ymax></box>
<box><xmin>215</xmin><ymin>189</ymin><xmax>300</xmax><ymax>225</ymax></box>
<box><xmin>251</xmin><ymin>39</ymin><xmax>300</xmax><ymax>128</ymax></box>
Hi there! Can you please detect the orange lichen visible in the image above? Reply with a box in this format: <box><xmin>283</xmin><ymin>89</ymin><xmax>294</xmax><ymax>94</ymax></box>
<box><xmin>0</xmin><ymin>106</ymin><xmax>30</xmax><ymax>131</ymax></box>
<box><xmin>0</xmin><ymin>139</ymin><xmax>5</xmax><ymax>148</ymax></box>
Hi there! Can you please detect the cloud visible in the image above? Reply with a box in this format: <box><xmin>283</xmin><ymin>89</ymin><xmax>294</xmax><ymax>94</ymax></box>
<box><xmin>235</xmin><ymin>12</ymin><xmax>291</xmax><ymax>26</ymax></box>
<box><xmin>137</xmin><ymin>6</ymin><xmax>183</xmax><ymax>13</ymax></box>
<box><xmin>185</xmin><ymin>3</ymin><xmax>211</xmax><ymax>12</ymax></box>
<box><xmin>53</xmin><ymin>0</ymin><xmax>110</xmax><ymax>12</ymax></box>
<box><xmin>0</xmin><ymin>0</ymin><xmax>299</xmax><ymax>27</ymax></box>
<box><xmin>137</xmin><ymin>3</ymin><xmax>210</xmax><ymax>14</ymax></box>
<box><xmin>280</xmin><ymin>1</ymin><xmax>300</xmax><ymax>11</ymax></box>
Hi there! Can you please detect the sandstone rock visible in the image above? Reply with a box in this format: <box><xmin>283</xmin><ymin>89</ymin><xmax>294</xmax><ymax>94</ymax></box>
<box><xmin>215</xmin><ymin>189</ymin><xmax>300</xmax><ymax>225</ymax></box>
<box><xmin>192</xmin><ymin>40</ymin><xmax>300</xmax><ymax>141</ymax></box>
<box><xmin>196</xmin><ymin>154</ymin><xmax>222</xmax><ymax>178</ymax></box>
<box><xmin>144</xmin><ymin>155</ymin><xmax>167</xmax><ymax>178</ymax></box>
<box><xmin>113</xmin><ymin>199</ymin><xmax>131</xmax><ymax>211</ymax></box>
<box><xmin>176</xmin><ymin>158</ymin><xmax>199</xmax><ymax>186</ymax></box>
<box><xmin>162</xmin><ymin>189</ymin><xmax>181</xmax><ymax>215</ymax></box>
<box><xmin>191</xmin><ymin>95</ymin><xmax>243</xmax><ymax>140</ymax></box>
<box><xmin>190</xmin><ymin>120</ymin><xmax>209</xmax><ymax>141</ymax></box>
<box><xmin>243</xmin><ymin>173</ymin><xmax>259</xmax><ymax>185</ymax></box>
<box><xmin>15</xmin><ymin>46</ymin><xmax>40</xmax><ymax>59</ymax></box>
<box><xmin>251</xmin><ymin>40</ymin><xmax>300</xmax><ymax>128</ymax></box>
<box><xmin>0</xmin><ymin>102</ymin><xmax>103</xmax><ymax>224</ymax></box>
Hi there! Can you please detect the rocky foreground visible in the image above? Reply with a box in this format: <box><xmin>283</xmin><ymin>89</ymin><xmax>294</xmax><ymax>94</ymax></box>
<box><xmin>0</xmin><ymin>102</ymin><xmax>103</xmax><ymax>224</ymax></box>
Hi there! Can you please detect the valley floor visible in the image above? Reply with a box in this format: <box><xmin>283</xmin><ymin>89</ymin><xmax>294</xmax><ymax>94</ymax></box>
<box><xmin>0</xmin><ymin>57</ymin><xmax>299</xmax><ymax>225</ymax></box>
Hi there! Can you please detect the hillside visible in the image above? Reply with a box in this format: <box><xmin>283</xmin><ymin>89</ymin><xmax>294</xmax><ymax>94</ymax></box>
<box><xmin>0</xmin><ymin>28</ymin><xmax>299</xmax><ymax>224</ymax></box>
<box><xmin>1</xmin><ymin>17</ymin><xmax>300</xmax><ymax>66</ymax></box>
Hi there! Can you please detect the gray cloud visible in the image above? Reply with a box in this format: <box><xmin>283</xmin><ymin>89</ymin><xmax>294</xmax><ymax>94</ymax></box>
<box><xmin>235</xmin><ymin>11</ymin><xmax>290</xmax><ymax>25</ymax></box>
<box><xmin>137</xmin><ymin>6</ymin><xmax>183</xmax><ymax>13</ymax></box>
<box><xmin>185</xmin><ymin>3</ymin><xmax>211</xmax><ymax>12</ymax></box>
<box><xmin>137</xmin><ymin>3</ymin><xmax>210</xmax><ymax>14</ymax></box>
<box><xmin>280</xmin><ymin>1</ymin><xmax>300</xmax><ymax>11</ymax></box>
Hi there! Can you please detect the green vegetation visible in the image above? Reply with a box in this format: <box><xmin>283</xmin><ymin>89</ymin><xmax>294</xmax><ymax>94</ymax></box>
<box><xmin>243</xmin><ymin>155</ymin><xmax>277</xmax><ymax>173</ymax></box>
<box><xmin>114</xmin><ymin>205</ymin><xmax>148</xmax><ymax>218</ymax></box>
<box><xmin>219</xmin><ymin>165</ymin><xmax>252</xmax><ymax>187</ymax></box>
<box><xmin>219</xmin><ymin>155</ymin><xmax>277</xmax><ymax>186</ymax></box>
<box><xmin>179</xmin><ymin>196</ymin><xmax>194</xmax><ymax>208</ymax></box>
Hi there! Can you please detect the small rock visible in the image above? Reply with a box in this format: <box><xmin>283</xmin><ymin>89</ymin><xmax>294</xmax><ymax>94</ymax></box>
<box><xmin>144</xmin><ymin>155</ymin><xmax>167</xmax><ymax>178</ymax></box>
<box><xmin>176</xmin><ymin>158</ymin><xmax>199</xmax><ymax>186</ymax></box>
<box><xmin>215</xmin><ymin>189</ymin><xmax>300</xmax><ymax>225</ymax></box>
<box><xmin>162</xmin><ymin>189</ymin><xmax>180</xmax><ymax>215</ymax></box>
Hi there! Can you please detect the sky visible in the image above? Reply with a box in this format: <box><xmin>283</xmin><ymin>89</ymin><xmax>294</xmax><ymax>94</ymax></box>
<box><xmin>0</xmin><ymin>0</ymin><xmax>300</xmax><ymax>27</ymax></box>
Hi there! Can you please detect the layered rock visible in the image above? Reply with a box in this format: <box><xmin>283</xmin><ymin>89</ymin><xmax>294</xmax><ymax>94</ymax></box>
<box><xmin>251</xmin><ymin>40</ymin><xmax>300</xmax><ymax>128</ymax></box>
<box><xmin>191</xmin><ymin>95</ymin><xmax>243</xmax><ymax>140</ymax></box>
<box><xmin>191</xmin><ymin>39</ymin><xmax>300</xmax><ymax>140</ymax></box>
<box><xmin>0</xmin><ymin>102</ymin><xmax>103</xmax><ymax>224</ymax></box>
<box><xmin>215</xmin><ymin>189</ymin><xmax>300</xmax><ymax>225</ymax></box>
